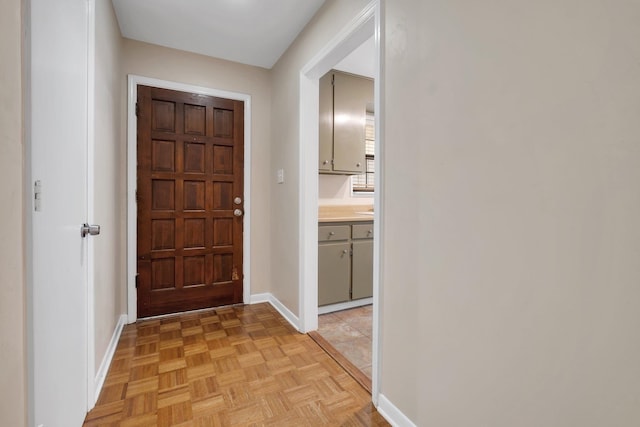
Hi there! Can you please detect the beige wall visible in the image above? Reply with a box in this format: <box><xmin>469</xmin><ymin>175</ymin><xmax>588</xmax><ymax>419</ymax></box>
<box><xmin>93</xmin><ymin>0</ymin><xmax>125</xmax><ymax>370</ymax></box>
<box><xmin>0</xmin><ymin>0</ymin><xmax>26</xmax><ymax>425</ymax></box>
<box><xmin>319</xmin><ymin>174</ymin><xmax>374</xmax><ymax>206</ymax></box>
<box><xmin>122</xmin><ymin>39</ymin><xmax>273</xmax><ymax>297</ymax></box>
<box><xmin>382</xmin><ymin>0</ymin><xmax>640</xmax><ymax>425</ymax></box>
<box><xmin>269</xmin><ymin>0</ymin><xmax>370</xmax><ymax>314</ymax></box>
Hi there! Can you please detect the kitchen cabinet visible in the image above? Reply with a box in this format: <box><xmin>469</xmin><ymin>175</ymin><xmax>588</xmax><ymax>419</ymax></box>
<box><xmin>318</xmin><ymin>221</ymin><xmax>374</xmax><ymax>306</ymax></box>
<box><xmin>318</xmin><ymin>242</ymin><xmax>351</xmax><ymax>306</ymax></box>
<box><xmin>318</xmin><ymin>225</ymin><xmax>351</xmax><ymax>306</ymax></box>
<box><xmin>319</xmin><ymin>70</ymin><xmax>374</xmax><ymax>174</ymax></box>
<box><xmin>351</xmin><ymin>224</ymin><xmax>374</xmax><ymax>300</ymax></box>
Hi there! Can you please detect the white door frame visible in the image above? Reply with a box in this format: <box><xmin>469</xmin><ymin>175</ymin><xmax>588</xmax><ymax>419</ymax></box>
<box><xmin>126</xmin><ymin>75</ymin><xmax>253</xmax><ymax>322</ymax></box>
<box><xmin>86</xmin><ymin>0</ymin><xmax>97</xmax><ymax>409</ymax></box>
<box><xmin>298</xmin><ymin>0</ymin><xmax>384</xmax><ymax>403</ymax></box>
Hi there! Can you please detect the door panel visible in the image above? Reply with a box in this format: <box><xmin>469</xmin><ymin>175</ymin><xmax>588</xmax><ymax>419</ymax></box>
<box><xmin>332</xmin><ymin>71</ymin><xmax>372</xmax><ymax>173</ymax></box>
<box><xmin>352</xmin><ymin>239</ymin><xmax>374</xmax><ymax>300</ymax></box>
<box><xmin>318</xmin><ymin>71</ymin><xmax>333</xmax><ymax>171</ymax></box>
<box><xmin>137</xmin><ymin>85</ymin><xmax>244</xmax><ymax>317</ymax></box>
<box><xmin>31</xmin><ymin>0</ymin><xmax>89</xmax><ymax>425</ymax></box>
<box><xmin>318</xmin><ymin>242</ymin><xmax>351</xmax><ymax>306</ymax></box>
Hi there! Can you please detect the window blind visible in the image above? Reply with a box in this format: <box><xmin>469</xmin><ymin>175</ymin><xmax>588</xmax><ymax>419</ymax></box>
<box><xmin>352</xmin><ymin>112</ymin><xmax>375</xmax><ymax>192</ymax></box>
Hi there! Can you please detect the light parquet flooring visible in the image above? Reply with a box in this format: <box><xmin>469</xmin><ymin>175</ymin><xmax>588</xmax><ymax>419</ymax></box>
<box><xmin>84</xmin><ymin>303</ymin><xmax>389</xmax><ymax>427</ymax></box>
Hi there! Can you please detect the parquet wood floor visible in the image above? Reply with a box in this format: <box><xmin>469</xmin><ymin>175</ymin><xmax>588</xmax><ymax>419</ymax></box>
<box><xmin>84</xmin><ymin>303</ymin><xmax>390</xmax><ymax>427</ymax></box>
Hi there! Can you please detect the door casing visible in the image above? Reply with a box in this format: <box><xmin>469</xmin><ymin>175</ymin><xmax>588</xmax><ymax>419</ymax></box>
<box><xmin>298</xmin><ymin>0</ymin><xmax>383</xmax><ymax>404</ymax></box>
<box><xmin>126</xmin><ymin>75</ymin><xmax>252</xmax><ymax>322</ymax></box>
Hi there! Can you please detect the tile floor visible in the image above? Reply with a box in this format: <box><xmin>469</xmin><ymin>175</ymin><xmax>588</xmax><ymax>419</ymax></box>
<box><xmin>317</xmin><ymin>305</ymin><xmax>373</xmax><ymax>379</ymax></box>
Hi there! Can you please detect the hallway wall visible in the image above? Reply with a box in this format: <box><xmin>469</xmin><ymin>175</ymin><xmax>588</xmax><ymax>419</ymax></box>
<box><xmin>381</xmin><ymin>0</ymin><xmax>640</xmax><ymax>424</ymax></box>
<box><xmin>93</xmin><ymin>0</ymin><xmax>126</xmax><ymax>375</ymax></box>
<box><xmin>0</xmin><ymin>0</ymin><xmax>26</xmax><ymax>425</ymax></box>
<box><xmin>269</xmin><ymin>0</ymin><xmax>370</xmax><ymax>315</ymax></box>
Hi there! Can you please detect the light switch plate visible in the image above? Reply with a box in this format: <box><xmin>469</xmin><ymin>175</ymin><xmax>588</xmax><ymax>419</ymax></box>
<box><xmin>277</xmin><ymin>168</ymin><xmax>284</xmax><ymax>184</ymax></box>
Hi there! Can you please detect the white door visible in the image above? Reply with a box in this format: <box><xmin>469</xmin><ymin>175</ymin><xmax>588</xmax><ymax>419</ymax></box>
<box><xmin>31</xmin><ymin>1</ymin><xmax>92</xmax><ymax>425</ymax></box>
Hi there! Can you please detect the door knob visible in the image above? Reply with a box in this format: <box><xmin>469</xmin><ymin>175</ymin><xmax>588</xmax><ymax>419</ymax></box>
<box><xmin>233</xmin><ymin>209</ymin><xmax>243</xmax><ymax>217</ymax></box>
<box><xmin>81</xmin><ymin>223</ymin><xmax>100</xmax><ymax>237</ymax></box>
<box><xmin>234</xmin><ymin>197</ymin><xmax>242</xmax><ymax>205</ymax></box>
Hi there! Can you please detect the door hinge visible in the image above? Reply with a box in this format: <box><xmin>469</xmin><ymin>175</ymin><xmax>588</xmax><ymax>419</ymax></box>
<box><xmin>135</xmin><ymin>102</ymin><xmax>140</xmax><ymax>117</ymax></box>
<box><xmin>331</xmin><ymin>74</ymin><xmax>335</xmax><ymax>86</ymax></box>
<box><xmin>135</xmin><ymin>274</ymin><xmax>139</xmax><ymax>288</ymax></box>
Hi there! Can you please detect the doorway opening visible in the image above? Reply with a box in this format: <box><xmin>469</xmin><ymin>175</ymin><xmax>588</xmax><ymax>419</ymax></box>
<box><xmin>298</xmin><ymin>1</ymin><xmax>382</xmax><ymax>402</ymax></box>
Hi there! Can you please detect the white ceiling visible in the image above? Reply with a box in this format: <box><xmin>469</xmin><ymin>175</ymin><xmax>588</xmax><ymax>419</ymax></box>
<box><xmin>112</xmin><ymin>0</ymin><xmax>326</xmax><ymax>69</ymax></box>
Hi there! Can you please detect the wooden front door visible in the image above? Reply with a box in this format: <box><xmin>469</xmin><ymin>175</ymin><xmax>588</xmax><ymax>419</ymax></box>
<box><xmin>137</xmin><ymin>85</ymin><xmax>244</xmax><ymax>318</ymax></box>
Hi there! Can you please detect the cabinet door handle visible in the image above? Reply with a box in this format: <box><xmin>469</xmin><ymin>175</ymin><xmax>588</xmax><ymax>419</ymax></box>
<box><xmin>342</xmin><ymin>249</ymin><xmax>348</xmax><ymax>255</ymax></box>
<box><xmin>329</xmin><ymin>231</ymin><xmax>335</xmax><ymax>236</ymax></box>
<box><xmin>356</xmin><ymin>162</ymin><xmax>361</xmax><ymax>168</ymax></box>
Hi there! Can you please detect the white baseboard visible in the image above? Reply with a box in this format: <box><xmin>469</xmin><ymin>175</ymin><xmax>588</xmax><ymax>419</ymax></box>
<box><xmin>249</xmin><ymin>292</ymin><xmax>273</xmax><ymax>306</ymax></box>
<box><xmin>318</xmin><ymin>297</ymin><xmax>373</xmax><ymax>315</ymax></box>
<box><xmin>250</xmin><ymin>293</ymin><xmax>300</xmax><ymax>331</ymax></box>
<box><xmin>93</xmin><ymin>314</ymin><xmax>127</xmax><ymax>405</ymax></box>
<box><xmin>377</xmin><ymin>394</ymin><xmax>417</xmax><ymax>427</ymax></box>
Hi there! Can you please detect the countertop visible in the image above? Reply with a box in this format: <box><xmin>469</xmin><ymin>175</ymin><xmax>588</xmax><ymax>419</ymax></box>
<box><xmin>318</xmin><ymin>205</ymin><xmax>374</xmax><ymax>223</ymax></box>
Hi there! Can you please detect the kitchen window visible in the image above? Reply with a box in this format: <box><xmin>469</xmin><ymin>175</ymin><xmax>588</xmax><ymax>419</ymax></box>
<box><xmin>352</xmin><ymin>111</ymin><xmax>375</xmax><ymax>193</ymax></box>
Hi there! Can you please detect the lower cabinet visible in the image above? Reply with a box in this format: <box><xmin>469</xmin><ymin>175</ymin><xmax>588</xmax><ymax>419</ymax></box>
<box><xmin>318</xmin><ymin>242</ymin><xmax>351</xmax><ymax>306</ymax></box>
<box><xmin>351</xmin><ymin>239</ymin><xmax>373</xmax><ymax>300</ymax></box>
<box><xmin>318</xmin><ymin>221</ymin><xmax>373</xmax><ymax>306</ymax></box>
